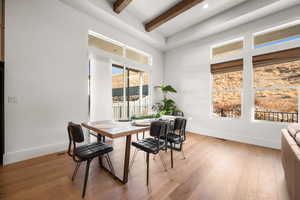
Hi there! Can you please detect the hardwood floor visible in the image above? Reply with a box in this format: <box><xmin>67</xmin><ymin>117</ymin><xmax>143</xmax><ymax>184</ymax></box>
<box><xmin>0</xmin><ymin>133</ymin><xmax>290</xmax><ymax>200</ymax></box>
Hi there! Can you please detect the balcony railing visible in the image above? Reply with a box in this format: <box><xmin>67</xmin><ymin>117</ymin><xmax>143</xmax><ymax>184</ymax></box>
<box><xmin>113</xmin><ymin>104</ymin><xmax>149</xmax><ymax>120</ymax></box>
<box><xmin>214</xmin><ymin>109</ymin><xmax>298</xmax><ymax>122</ymax></box>
<box><xmin>255</xmin><ymin>110</ymin><xmax>298</xmax><ymax>123</ymax></box>
<box><xmin>214</xmin><ymin>109</ymin><xmax>241</xmax><ymax>118</ymax></box>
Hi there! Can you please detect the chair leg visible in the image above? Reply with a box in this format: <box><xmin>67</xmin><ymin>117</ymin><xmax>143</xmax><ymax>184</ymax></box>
<box><xmin>82</xmin><ymin>159</ymin><xmax>91</xmax><ymax>198</ymax></box>
<box><xmin>129</xmin><ymin>148</ymin><xmax>138</xmax><ymax>172</ymax></box>
<box><xmin>181</xmin><ymin>150</ymin><xmax>186</xmax><ymax>160</ymax></box>
<box><xmin>158</xmin><ymin>152</ymin><xmax>168</xmax><ymax>172</ymax></box>
<box><xmin>146</xmin><ymin>152</ymin><xmax>150</xmax><ymax>186</ymax></box>
<box><xmin>98</xmin><ymin>155</ymin><xmax>103</xmax><ymax>167</ymax></box>
<box><xmin>170</xmin><ymin>143</ymin><xmax>174</xmax><ymax>168</ymax></box>
<box><xmin>72</xmin><ymin>162</ymin><xmax>81</xmax><ymax>181</ymax></box>
<box><xmin>181</xmin><ymin>144</ymin><xmax>186</xmax><ymax>160</ymax></box>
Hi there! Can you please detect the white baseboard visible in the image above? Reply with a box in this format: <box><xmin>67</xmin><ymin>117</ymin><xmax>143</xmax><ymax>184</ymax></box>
<box><xmin>188</xmin><ymin>129</ymin><xmax>280</xmax><ymax>149</ymax></box>
<box><xmin>4</xmin><ymin>142</ymin><xmax>68</xmax><ymax>165</ymax></box>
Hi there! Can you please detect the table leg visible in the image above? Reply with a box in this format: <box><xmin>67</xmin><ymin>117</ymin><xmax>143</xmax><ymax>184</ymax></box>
<box><xmin>123</xmin><ymin>135</ymin><xmax>132</xmax><ymax>184</ymax></box>
<box><xmin>97</xmin><ymin>135</ymin><xmax>103</xmax><ymax>167</ymax></box>
<box><xmin>93</xmin><ymin>133</ymin><xmax>132</xmax><ymax>184</ymax></box>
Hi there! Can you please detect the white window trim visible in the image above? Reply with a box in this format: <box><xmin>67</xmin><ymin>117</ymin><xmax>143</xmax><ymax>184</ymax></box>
<box><xmin>253</xmin><ymin>19</ymin><xmax>300</xmax><ymax>36</ymax></box>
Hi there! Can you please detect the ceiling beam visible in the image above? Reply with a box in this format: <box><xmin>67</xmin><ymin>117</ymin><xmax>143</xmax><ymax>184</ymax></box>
<box><xmin>113</xmin><ymin>0</ymin><xmax>133</xmax><ymax>14</ymax></box>
<box><xmin>145</xmin><ymin>0</ymin><xmax>205</xmax><ymax>32</ymax></box>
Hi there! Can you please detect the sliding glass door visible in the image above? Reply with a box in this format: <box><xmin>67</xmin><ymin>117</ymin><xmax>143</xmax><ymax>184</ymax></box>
<box><xmin>112</xmin><ymin>64</ymin><xmax>149</xmax><ymax>120</ymax></box>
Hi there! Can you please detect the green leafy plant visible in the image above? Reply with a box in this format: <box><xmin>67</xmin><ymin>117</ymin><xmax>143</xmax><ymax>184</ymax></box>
<box><xmin>155</xmin><ymin>85</ymin><xmax>177</xmax><ymax>99</ymax></box>
<box><xmin>154</xmin><ymin>85</ymin><xmax>180</xmax><ymax>115</ymax></box>
<box><xmin>131</xmin><ymin>113</ymin><xmax>161</xmax><ymax>120</ymax></box>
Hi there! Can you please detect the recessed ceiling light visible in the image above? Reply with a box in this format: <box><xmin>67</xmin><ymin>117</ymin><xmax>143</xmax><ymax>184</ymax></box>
<box><xmin>203</xmin><ymin>3</ymin><xmax>208</xmax><ymax>9</ymax></box>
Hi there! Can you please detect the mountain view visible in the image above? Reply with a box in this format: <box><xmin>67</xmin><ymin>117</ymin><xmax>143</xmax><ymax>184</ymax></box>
<box><xmin>213</xmin><ymin>60</ymin><xmax>300</xmax><ymax>122</ymax></box>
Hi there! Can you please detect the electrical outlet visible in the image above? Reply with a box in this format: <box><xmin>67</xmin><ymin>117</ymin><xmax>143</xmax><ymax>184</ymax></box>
<box><xmin>8</xmin><ymin>96</ymin><xmax>18</xmax><ymax>104</ymax></box>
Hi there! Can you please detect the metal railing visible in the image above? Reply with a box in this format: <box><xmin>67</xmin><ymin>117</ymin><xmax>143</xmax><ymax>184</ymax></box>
<box><xmin>214</xmin><ymin>109</ymin><xmax>298</xmax><ymax>122</ymax></box>
<box><xmin>255</xmin><ymin>110</ymin><xmax>298</xmax><ymax>123</ymax></box>
<box><xmin>214</xmin><ymin>109</ymin><xmax>241</xmax><ymax>118</ymax></box>
<box><xmin>113</xmin><ymin>104</ymin><xmax>149</xmax><ymax>120</ymax></box>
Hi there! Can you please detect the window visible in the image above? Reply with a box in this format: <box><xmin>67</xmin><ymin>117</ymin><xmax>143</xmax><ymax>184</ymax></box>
<box><xmin>253</xmin><ymin>47</ymin><xmax>300</xmax><ymax>123</ymax></box>
<box><xmin>126</xmin><ymin>48</ymin><xmax>151</xmax><ymax>65</ymax></box>
<box><xmin>88</xmin><ymin>34</ymin><xmax>124</xmax><ymax>56</ymax></box>
<box><xmin>254</xmin><ymin>21</ymin><xmax>300</xmax><ymax>48</ymax></box>
<box><xmin>112</xmin><ymin>64</ymin><xmax>149</xmax><ymax>120</ymax></box>
<box><xmin>88</xmin><ymin>31</ymin><xmax>152</xmax><ymax>65</ymax></box>
<box><xmin>211</xmin><ymin>59</ymin><xmax>243</xmax><ymax>118</ymax></box>
<box><xmin>212</xmin><ymin>39</ymin><xmax>243</xmax><ymax>59</ymax></box>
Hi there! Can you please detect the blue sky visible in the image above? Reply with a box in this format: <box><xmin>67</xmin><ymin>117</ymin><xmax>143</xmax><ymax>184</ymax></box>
<box><xmin>112</xmin><ymin>66</ymin><xmax>123</xmax><ymax>74</ymax></box>
<box><xmin>255</xmin><ymin>35</ymin><xmax>300</xmax><ymax>48</ymax></box>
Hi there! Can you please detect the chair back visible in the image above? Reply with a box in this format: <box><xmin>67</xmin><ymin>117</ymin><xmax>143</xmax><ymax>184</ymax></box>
<box><xmin>67</xmin><ymin>122</ymin><xmax>85</xmax><ymax>160</ymax></box>
<box><xmin>174</xmin><ymin>118</ymin><xmax>186</xmax><ymax>131</ymax></box>
<box><xmin>173</xmin><ymin>111</ymin><xmax>184</xmax><ymax>117</ymax></box>
<box><xmin>174</xmin><ymin>118</ymin><xmax>187</xmax><ymax>141</ymax></box>
<box><xmin>68</xmin><ymin>122</ymin><xmax>84</xmax><ymax>143</ymax></box>
<box><xmin>149</xmin><ymin>120</ymin><xmax>168</xmax><ymax>139</ymax></box>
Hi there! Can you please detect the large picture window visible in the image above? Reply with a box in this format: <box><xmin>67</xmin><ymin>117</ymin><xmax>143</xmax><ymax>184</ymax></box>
<box><xmin>253</xmin><ymin>47</ymin><xmax>300</xmax><ymax>123</ymax></box>
<box><xmin>211</xmin><ymin>59</ymin><xmax>243</xmax><ymax>118</ymax></box>
<box><xmin>112</xmin><ymin>65</ymin><xmax>149</xmax><ymax>120</ymax></box>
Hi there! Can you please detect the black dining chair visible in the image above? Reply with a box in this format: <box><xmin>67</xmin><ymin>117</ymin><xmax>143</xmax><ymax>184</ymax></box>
<box><xmin>172</xmin><ymin>110</ymin><xmax>184</xmax><ymax>117</ymax></box>
<box><xmin>131</xmin><ymin>120</ymin><xmax>169</xmax><ymax>187</ymax></box>
<box><xmin>164</xmin><ymin>118</ymin><xmax>187</xmax><ymax>168</ymax></box>
<box><xmin>129</xmin><ymin>130</ymin><xmax>146</xmax><ymax>172</ymax></box>
<box><xmin>67</xmin><ymin>122</ymin><xmax>114</xmax><ymax>198</ymax></box>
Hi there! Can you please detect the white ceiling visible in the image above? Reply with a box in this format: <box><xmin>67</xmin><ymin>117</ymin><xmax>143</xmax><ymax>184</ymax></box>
<box><xmin>123</xmin><ymin>0</ymin><xmax>248</xmax><ymax>37</ymax></box>
<box><xmin>60</xmin><ymin>0</ymin><xmax>300</xmax><ymax>51</ymax></box>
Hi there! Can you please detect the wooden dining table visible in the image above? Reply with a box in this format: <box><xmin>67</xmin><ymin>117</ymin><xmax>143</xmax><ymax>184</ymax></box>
<box><xmin>81</xmin><ymin>120</ymin><xmax>150</xmax><ymax>184</ymax></box>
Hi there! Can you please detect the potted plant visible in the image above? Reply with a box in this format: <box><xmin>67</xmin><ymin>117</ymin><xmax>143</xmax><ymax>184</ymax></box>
<box><xmin>153</xmin><ymin>85</ymin><xmax>181</xmax><ymax>115</ymax></box>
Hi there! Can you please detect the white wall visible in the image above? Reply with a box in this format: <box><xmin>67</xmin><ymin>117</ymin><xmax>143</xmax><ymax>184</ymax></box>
<box><xmin>5</xmin><ymin>0</ymin><xmax>164</xmax><ymax>164</ymax></box>
<box><xmin>164</xmin><ymin>5</ymin><xmax>300</xmax><ymax>149</ymax></box>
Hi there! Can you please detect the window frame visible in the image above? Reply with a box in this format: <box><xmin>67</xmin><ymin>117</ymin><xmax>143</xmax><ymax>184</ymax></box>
<box><xmin>210</xmin><ymin>59</ymin><xmax>244</xmax><ymax>120</ymax></box>
<box><xmin>252</xmin><ymin>57</ymin><xmax>300</xmax><ymax>124</ymax></box>
<box><xmin>252</xmin><ymin>19</ymin><xmax>300</xmax><ymax>49</ymax></box>
<box><xmin>210</xmin><ymin>37</ymin><xmax>244</xmax><ymax>60</ymax></box>
<box><xmin>89</xmin><ymin>30</ymin><xmax>153</xmax><ymax>66</ymax></box>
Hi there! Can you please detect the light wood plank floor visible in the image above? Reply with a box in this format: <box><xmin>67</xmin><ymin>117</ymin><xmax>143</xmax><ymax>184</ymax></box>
<box><xmin>0</xmin><ymin>133</ymin><xmax>290</xmax><ymax>200</ymax></box>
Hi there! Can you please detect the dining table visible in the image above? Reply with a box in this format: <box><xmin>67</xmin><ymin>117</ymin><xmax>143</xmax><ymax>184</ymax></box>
<box><xmin>81</xmin><ymin>120</ymin><xmax>150</xmax><ymax>184</ymax></box>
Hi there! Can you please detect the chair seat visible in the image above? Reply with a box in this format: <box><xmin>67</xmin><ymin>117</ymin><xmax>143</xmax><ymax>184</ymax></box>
<box><xmin>132</xmin><ymin>138</ymin><xmax>165</xmax><ymax>154</ymax></box>
<box><xmin>74</xmin><ymin>142</ymin><xmax>113</xmax><ymax>160</ymax></box>
<box><xmin>161</xmin><ymin>132</ymin><xmax>183</xmax><ymax>143</ymax></box>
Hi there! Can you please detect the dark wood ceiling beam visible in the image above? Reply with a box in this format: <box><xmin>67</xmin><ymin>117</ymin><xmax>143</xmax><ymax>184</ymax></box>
<box><xmin>145</xmin><ymin>0</ymin><xmax>205</xmax><ymax>32</ymax></box>
<box><xmin>113</xmin><ymin>0</ymin><xmax>133</xmax><ymax>14</ymax></box>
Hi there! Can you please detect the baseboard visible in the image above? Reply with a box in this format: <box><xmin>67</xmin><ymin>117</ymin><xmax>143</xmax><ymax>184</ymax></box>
<box><xmin>4</xmin><ymin>142</ymin><xmax>68</xmax><ymax>165</ymax></box>
<box><xmin>187</xmin><ymin>129</ymin><xmax>280</xmax><ymax>149</ymax></box>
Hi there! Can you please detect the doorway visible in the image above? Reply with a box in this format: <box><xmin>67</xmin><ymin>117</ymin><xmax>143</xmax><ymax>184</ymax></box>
<box><xmin>112</xmin><ymin>64</ymin><xmax>149</xmax><ymax>120</ymax></box>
